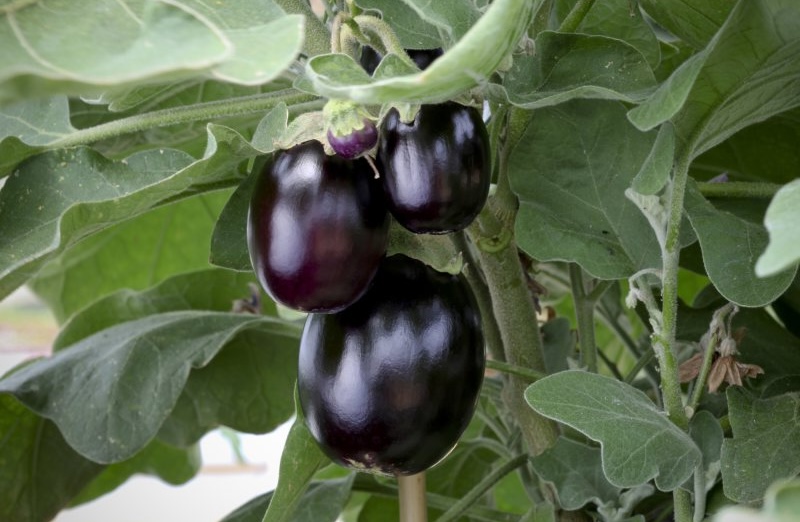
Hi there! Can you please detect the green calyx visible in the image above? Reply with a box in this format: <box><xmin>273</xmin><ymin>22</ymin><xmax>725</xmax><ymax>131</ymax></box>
<box><xmin>323</xmin><ymin>99</ymin><xmax>374</xmax><ymax>138</ymax></box>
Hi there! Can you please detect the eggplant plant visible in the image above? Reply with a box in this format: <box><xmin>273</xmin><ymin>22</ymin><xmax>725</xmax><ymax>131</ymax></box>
<box><xmin>1</xmin><ymin>1</ymin><xmax>800</xmax><ymax>521</ymax></box>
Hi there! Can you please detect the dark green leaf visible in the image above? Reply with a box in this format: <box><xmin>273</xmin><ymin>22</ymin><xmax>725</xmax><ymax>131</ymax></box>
<box><xmin>262</xmin><ymin>406</ymin><xmax>331</xmax><ymax>522</ymax></box>
<box><xmin>541</xmin><ymin>317</ymin><xmax>576</xmax><ymax>374</ymax></box>
<box><xmin>684</xmin><ymin>180</ymin><xmax>796</xmax><ymax>307</ymax></box>
<box><xmin>0</xmin><ymin>394</ymin><xmax>103</xmax><ymax>522</ymax></box>
<box><xmin>631</xmin><ymin>123</ymin><xmax>675</xmax><ymax>195</ymax></box>
<box><xmin>721</xmin><ymin>389</ymin><xmax>800</xmax><ymax>503</ymax></box>
<box><xmin>526</xmin><ymin>371</ymin><xmax>702</xmax><ymax>491</ymax></box>
<box><xmin>509</xmin><ymin>100</ymin><xmax>661</xmax><ymax>279</ymax></box>
<box><xmin>30</xmin><ymin>192</ymin><xmax>231</xmax><ymax>324</ymax></box>
<box><xmin>575</xmin><ymin>0</ymin><xmax>661</xmax><ymax>68</ymax></box>
<box><xmin>672</xmin><ymin>0</ymin><xmax>800</xmax><ymax>158</ymax></box>
<box><xmin>70</xmin><ymin>439</ymin><xmax>201</xmax><ymax>506</ymax></box>
<box><xmin>0</xmin><ymin>311</ymin><xmax>300</xmax><ymax>463</ymax></box>
<box><xmin>211</xmin><ymin>172</ymin><xmax>259</xmax><ymax>271</ymax></box>
<box><xmin>499</xmin><ymin>32</ymin><xmax>655</xmax><ymax>109</ymax></box>
<box><xmin>393</xmin><ymin>0</ymin><xmax>480</xmax><ymax>42</ymax></box>
<box><xmin>158</xmin><ymin>327</ymin><xmax>298</xmax><ymax>446</ymax></box>
<box><xmin>0</xmin><ymin>122</ymin><xmax>262</xmax><ymax>303</ymax></box>
<box><xmin>531</xmin><ymin>437</ymin><xmax>620</xmax><ymax>510</ymax></box>
<box><xmin>689</xmin><ymin>410</ymin><xmax>724</xmax><ymax>489</ymax></box>
<box><xmin>638</xmin><ymin>0</ymin><xmax>734</xmax><ymax>50</ymax></box>
<box><xmin>54</xmin><ymin>268</ymin><xmax>267</xmax><ymax>349</ymax></box>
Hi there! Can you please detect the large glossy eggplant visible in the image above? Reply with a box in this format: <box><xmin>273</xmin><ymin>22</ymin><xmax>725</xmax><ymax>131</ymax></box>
<box><xmin>298</xmin><ymin>254</ymin><xmax>485</xmax><ymax>475</ymax></box>
<box><xmin>247</xmin><ymin>141</ymin><xmax>388</xmax><ymax>313</ymax></box>
<box><xmin>378</xmin><ymin>102</ymin><xmax>490</xmax><ymax>234</ymax></box>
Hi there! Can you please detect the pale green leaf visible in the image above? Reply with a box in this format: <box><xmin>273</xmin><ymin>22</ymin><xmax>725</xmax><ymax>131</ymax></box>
<box><xmin>672</xmin><ymin>0</ymin><xmax>800</xmax><ymax>158</ymax></box>
<box><xmin>0</xmin><ymin>96</ymin><xmax>73</xmax><ymax>176</ymax></box>
<box><xmin>305</xmin><ymin>0</ymin><xmax>533</xmax><ymax>103</ymax></box>
<box><xmin>0</xmin><ymin>311</ymin><xmax>300</xmax><ymax>463</ymax></box>
<box><xmin>174</xmin><ymin>0</ymin><xmax>303</xmax><ymax>85</ymax></box>
<box><xmin>721</xmin><ymin>389</ymin><xmax>800</xmax><ymax>503</ymax></box>
<box><xmin>353</xmin><ymin>0</ymin><xmax>441</xmax><ymax>49</ymax></box>
<box><xmin>393</xmin><ymin>0</ymin><xmax>479</xmax><ymax>42</ymax></box>
<box><xmin>526</xmin><ymin>371</ymin><xmax>701</xmax><ymax>491</ymax></box>
<box><xmin>756</xmin><ymin>179</ymin><xmax>800</xmax><ymax>277</ymax></box>
<box><xmin>716</xmin><ymin>479</ymin><xmax>800</xmax><ymax>522</ymax></box>
<box><xmin>631</xmin><ymin>123</ymin><xmax>675</xmax><ymax>195</ymax></box>
<box><xmin>531</xmin><ymin>437</ymin><xmax>620</xmax><ymax>510</ymax></box>
<box><xmin>684</xmin><ymin>181</ymin><xmax>796</xmax><ymax>307</ymax></box>
<box><xmin>499</xmin><ymin>32</ymin><xmax>656</xmax><ymax>109</ymax></box>
<box><xmin>509</xmin><ymin>100</ymin><xmax>661</xmax><ymax>280</ymax></box>
<box><xmin>626</xmin><ymin>49</ymin><xmax>709</xmax><ymax>131</ymax></box>
<box><xmin>0</xmin><ymin>394</ymin><xmax>103</xmax><ymax>522</ymax></box>
<box><xmin>0</xmin><ymin>0</ymin><xmax>231</xmax><ymax>104</ymax></box>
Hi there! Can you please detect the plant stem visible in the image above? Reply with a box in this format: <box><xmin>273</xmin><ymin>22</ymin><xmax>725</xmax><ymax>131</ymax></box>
<box><xmin>486</xmin><ymin>359</ymin><xmax>546</xmax><ymax>382</ymax></box>
<box><xmin>624</xmin><ymin>348</ymin><xmax>656</xmax><ymax>384</ymax></box>
<box><xmin>49</xmin><ymin>91</ymin><xmax>320</xmax><ymax>149</ymax></box>
<box><xmin>558</xmin><ymin>0</ymin><xmax>596</xmax><ymax>33</ymax></box>
<box><xmin>274</xmin><ymin>0</ymin><xmax>331</xmax><ymax>56</ymax></box>
<box><xmin>659</xmin><ymin>149</ymin><xmax>695</xmax><ymax>522</ymax></box>
<box><xmin>697</xmin><ymin>181</ymin><xmax>781</xmax><ymax>199</ymax></box>
<box><xmin>569</xmin><ymin>263</ymin><xmax>598</xmax><ymax>373</ymax></box>
<box><xmin>437</xmin><ymin>454</ymin><xmax>530</xmax><ymax>522</ymax></box>
<box><xmin>398</xmin><ymin>473</ymin><xmax>427</xmax><ymax>522</ymax></box>
<box><xmin>687</xmin><ymin>331</ymin><xmax>718</xmax><ymax>414</ymax></box>
<box><xmin>693</xmin><ymin>464</ymin><xmax>707</xmax><ymax>522</ymax></box>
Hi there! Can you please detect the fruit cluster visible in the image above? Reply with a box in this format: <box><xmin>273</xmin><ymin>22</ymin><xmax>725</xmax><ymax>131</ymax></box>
<box><xmin>246</xmin><ymin>48</ymin><xmax>489</xmax><ymax>476</ymax></box>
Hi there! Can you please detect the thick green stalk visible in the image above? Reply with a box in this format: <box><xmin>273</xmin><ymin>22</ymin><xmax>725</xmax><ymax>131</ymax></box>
<box><xmin>274</xmin><ymin>0</ymin><xmax>330</xmax><ymax>56</ymax></box>
<box><xmin>48</xmin><ymin>92</ymin><xmax>320</xmax><ymax>149</ymax></box>
<box><xmin>558</xmin><ymin>0</ymin><xmax>596</xmax><ymax>33</ymax></box>
<box><xmin>698</xmin><ymin>181</ymin><xmax>781</xmax><ymax>199</ymax></box>
<box><xmin>569</xmin><ymin>263</ymin><xmax>598</xmax><ymax>372</ymax></box>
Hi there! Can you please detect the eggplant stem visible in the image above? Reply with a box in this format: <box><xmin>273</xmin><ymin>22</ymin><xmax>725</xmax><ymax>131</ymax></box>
<box><xmin>398</xmin><ymin>473</ymin><xmax>427</xmax><ymax>522</ymax></box>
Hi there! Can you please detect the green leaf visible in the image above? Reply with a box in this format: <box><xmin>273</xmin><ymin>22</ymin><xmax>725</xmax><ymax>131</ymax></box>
<box><xmin>53</xmin><ymin>268</ymin><xmax>267</xmax><ymax>349</ymax></box>
<box><xmin>0</xmin><ymin>122</ymin><xmax>262</xmax><ymax>302</ymax></box>
<box><xmin>0</xmin><ymin>311</ymin><xmax>300</xmax><ymax>463</ymax></box>
<box><xmin>353</xmin><ymin>1</ymin><xmax>441</xmax><ymax>49</ymax></box>
<box><xmin>0</xmin><ymin>394</ymin><xmax>103</xmax><ymax>522</ymax></box>
<box><xmin>0</xmin><ymin>0</ymin><xmax>231</xmax><ymax>104</ymax></box>
<box><xmin>525</xmin><ymin>370</ymin><xmax>702</xmax><ymax>491</ymax></box>
<box><xmin>211</xmin><ymin>171</ymin><xmax>259</xmax><ymax>271</ymax></box>
<box><xmin>498</xmin><ymin>32</ymin><xmax>656</xmax><ymax>109</ymax></box>
<box><xmin>530</xmin><ymin>437</ymin><xmax>620</xmax><ymax>510</ymax></box>
<box><xmin>631</xmin><ymin>123</ymin><xmax>675</xmax><ymax>195</ymax></box>
<box><xmin>684</xmin><ymin>180</ymin><xmax>796</xmax><ymax>307</ymax></box>
<box><xmin>173</xmin><ymin>0</ymin><xmax>303</xmax><ymax>85</ymax></box>
<box><xmin>541</xmin><ymin>317</ymin><xmax>577</xmax><ymax>374</ymax></box>
<box><xmin>690</xmin><ymin>109</ymin><xmax>800</xmax><ymax>185</ymax></box>
<box><xmin>575</xmin><ymin>0</ymin><xmax>661</xmax><ymax>68</ymax></box>
<box><xmin>721</xmin><ymin>389</ymin><xmax>800</xmax><ymax>503</ymax></box>
<box><xmin>305</xmin><ymin>0</ymin><xmax>533</xmax><ymax>103</ymax></box>
<box><xmin>716</xmin><ymin>479</ymin><xmax>800</xmax><ymax>522</ymax></box>
<box><xmin>638</xmin><ymin>0</ymin><xmax>734</xmax><ymax>50</ymax></box>
<box><xmin>509</xmin><ymin>100</ymin><xmax>662</xmax><ymax>280</ymax></box>
<box><xmin>158</xmin><ymin>327</ymin><xmax>298</xmax><ymax>446</ymax></box>
<box><xmin>626</xmin><ymin>48</ymin><xmax>710</xmax><ymax>132</ymax></box>
<box><xmin>0</xmin><ymin>96</ymin><xmax>73</xmax><ymax>176</ymax></box>
<box><xmin>70</xmin><ymin>439</ymin><xmax>201</xmax><ymax>506</ymax></box>
<box><xmin>262</xmin><ymin>404</ymin><xmax>331</xmax><ymax>522</ymax></box>
<box><xmin>672</xmin><ymin>0</ymin><xmax>800</xmax><ymax>158</ymax></box>
<box><xmin>756</xmin><ymin>179</ymin><xmax>800</xmax><ymax>277</ymax></box>
<box><xmin>30</xmin><ymin>192</ymin><xmax>230</xmax><ymax>324</ymax></box>
<box><xmin>223</xmin><ymin>476</ymin><xmax>356</xmax><ymax>522</ymax></box>
<box><xmin>392</xmin><ymin>0</ymin><xmax>480</xmax><ymax>42</ymax></box>
<box><xmin>689</xmin><ymin>410</ymin><xmax>724</xmax><ymax>489</ymax></box>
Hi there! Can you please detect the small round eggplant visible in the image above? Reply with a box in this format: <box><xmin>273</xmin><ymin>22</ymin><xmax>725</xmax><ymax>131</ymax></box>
<box><xmin>378</xmin><ymin>102</ymin><xmax>490</xmax><ymax>234</ymax></box>
<box><xmin>298</xmin><ymin>254</ymin><xmax>485</xmax><ymax>476</ymax></box>
<box><xmin>326</xmin><ymin>119</ymin><xmax>378</xmax><ymax>160</ymax></box>
<box><xmin>247</xmin><ymin>141</ymin><xmax>388</xmax><ymax>313</ymax></box>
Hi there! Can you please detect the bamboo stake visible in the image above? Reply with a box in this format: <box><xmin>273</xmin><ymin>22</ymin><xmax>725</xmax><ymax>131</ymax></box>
<box><xmin>397</xmin><ymin>473</ymin><xmax>427</xmax><ymax>522</ymax></box>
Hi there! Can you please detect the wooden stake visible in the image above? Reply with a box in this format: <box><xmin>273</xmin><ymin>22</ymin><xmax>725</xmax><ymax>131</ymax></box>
<box><xmin>397</xmin><ymin>472</ymin><xmax>427</xmax><ymax>522</ymax></box>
